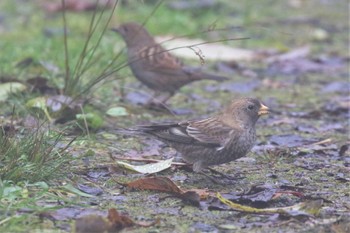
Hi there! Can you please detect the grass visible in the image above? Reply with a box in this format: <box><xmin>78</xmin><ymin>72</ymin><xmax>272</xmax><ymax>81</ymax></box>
<box><xmin>0</xmin><ymin>125</ymin><xmax>74</xmax><ymax>183</ymax></box>
<box><xmin>0</xmin><ymin>120</ymin><xmax>77</xmax><ymax>232</ymax></box>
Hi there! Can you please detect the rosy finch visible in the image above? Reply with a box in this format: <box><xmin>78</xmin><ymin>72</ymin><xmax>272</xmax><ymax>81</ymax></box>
<box><xmin>121</xmin><ymin>98</ymin><xmax>269</xmax><ymax>172</ymax></box>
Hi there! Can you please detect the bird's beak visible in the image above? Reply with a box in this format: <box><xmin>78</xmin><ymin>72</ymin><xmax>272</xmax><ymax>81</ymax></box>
<box><xmin>258</xmin><ymin>104</ymin><xmax>269</xmax><ymax>116</ymax></box>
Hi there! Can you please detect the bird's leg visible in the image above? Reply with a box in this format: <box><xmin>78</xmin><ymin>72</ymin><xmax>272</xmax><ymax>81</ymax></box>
<box><xmin>145</xmin><ymin>92</ymin><xmax>174</xmax><ymax>112</ymax></box>
<box><xmin>144</xmin><ymin>91</ymin><xmax>162</xmax><ymax>106</ymax></box>
<box><xmin>144</xmin><ymin>92</ymin><xmax>157</xmax><ymax>106</ymax></box>
<box><xmin>148</xmin><ymin>92</ymin><xmax>172</xmax><ymax>106</ymax></box>
<box><xmin>193</xmin><ymin>162</ymin><xmax>228</xmax><ymax>184</ymax></box>
<box><xmin>156</xmin><ymin>92</ymin><xmax>173</xmax><ymax>104</ymax></box>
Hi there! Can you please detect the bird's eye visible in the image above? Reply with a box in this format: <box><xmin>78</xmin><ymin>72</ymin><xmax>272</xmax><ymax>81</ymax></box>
<box><xmin>247</xmin><ymin>104</ymin><xmax>255</xmax><ymax>110</ymax></box>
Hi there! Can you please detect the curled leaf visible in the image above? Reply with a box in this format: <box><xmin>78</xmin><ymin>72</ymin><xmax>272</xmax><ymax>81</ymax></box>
<box><xmin>217</xmin><ymin>192</ymin><xmax>323</xmax><ymax>217</ymax></box>
<box><xmin>116</xmin><ymin>158</ymin><xmax>173</xmax><ymax>174</ymax></box>
<box><xmin>124</xmin><ymin>177</ymin><xmax>210</xmax><ymax>206</ymax></box>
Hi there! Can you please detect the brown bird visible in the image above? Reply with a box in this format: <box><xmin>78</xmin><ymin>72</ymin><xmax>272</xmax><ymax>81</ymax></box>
<box><xmin>112</xmin><ymin>22</ymin><xmax>228</xmax><ymax>105</ymax></box>
<box><xmin>125</xmin><ymin>98</ymin><xmax>269</xmax><ymax>172</ymax></box>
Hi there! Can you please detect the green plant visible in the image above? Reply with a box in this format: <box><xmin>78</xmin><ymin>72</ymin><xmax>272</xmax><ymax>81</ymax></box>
<box><xmin>61</xmin><ymin>0</ymin><xmax>121</xmax><ymax>98</ymax></box>
<box><xmin>0</xmin><ymin>126</ymin><xmax>74</xmax><ymax>183</ymax></box>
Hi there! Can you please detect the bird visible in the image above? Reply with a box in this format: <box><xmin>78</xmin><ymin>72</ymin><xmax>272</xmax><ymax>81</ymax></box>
<box><xmin>111</xmin><ymin>22</ymin><xmax>228</xmax><ymax>106</ymax></box>
<box><xmin>120</xmin><ymin>97</ymin><xmax>269</xmax><ymax>173</ymax></box>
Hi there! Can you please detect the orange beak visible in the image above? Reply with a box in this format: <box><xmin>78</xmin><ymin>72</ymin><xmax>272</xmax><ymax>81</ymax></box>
<box><xmin>258</xmin><ymin>104</ymin><xmax>269</xmax><ymax>116</ymax></box>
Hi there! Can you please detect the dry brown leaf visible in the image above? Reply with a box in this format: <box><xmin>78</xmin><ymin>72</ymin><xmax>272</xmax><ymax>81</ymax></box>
<box><xmin>75</xmin><ymin>215</ymin><xmax>110</xmax><ymax>233</ymax></box>
<box><xmin>75</xmin><ymin>208</ymin><xmax>158</xmax><ymax>233</ymax></box>
<box><xmin>124</xmin><ymin>177</ymin><xmax>212</xmax><ymax>206</ymax></box>
<box><xmin>108</xmin><ymin>208</ymin><xmax>135</xmax><ymax>231</ymax></box>
<box><xmin>126</xmin><ymin>177</ymin><xmax>183</xmax><ymax>194</ymax></box>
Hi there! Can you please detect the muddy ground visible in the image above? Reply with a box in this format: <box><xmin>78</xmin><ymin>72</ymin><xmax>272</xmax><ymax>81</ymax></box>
<box><xmin>0</xmin><ymin>0</ymin><xmax>349</xmax><ymax>232</ymax></box>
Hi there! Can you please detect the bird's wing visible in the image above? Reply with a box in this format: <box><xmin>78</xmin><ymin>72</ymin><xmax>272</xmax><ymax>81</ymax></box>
<box><xmin>139</xmin><ymin>118</ymin><xmax>241</xmax><ymax>149</ymax></box>
<box><xmin>137</xmin><ymin>123</ymin><xmax>194</xmax><ymax>144</ymax></box>
<box><xmin>139</xmin><ymin>45</ymin><xmax>184</xmax><ymax>71</ymax></box>
<box><xmin>184</xmin><ymin>118</ymin><xmax>241</xmax><ymax>149</ymax></box>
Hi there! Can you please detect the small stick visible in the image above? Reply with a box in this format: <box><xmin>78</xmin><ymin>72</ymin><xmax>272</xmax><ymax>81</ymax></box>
<box><xmin>308</xmin><ymin>138</ymin><xmax>332</xmax><ymax>146</ymax></box>
<box><xmin>297</xmin><ymin>138</ymin><xmax>332</xmax><ymax>148</ymax></box>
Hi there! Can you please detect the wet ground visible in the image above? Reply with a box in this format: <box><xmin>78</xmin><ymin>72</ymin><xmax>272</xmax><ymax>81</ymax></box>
<box><xmin>0</xmin><ymin>0</ymin><xmax>349</xmax><ymax>232</ymax></box>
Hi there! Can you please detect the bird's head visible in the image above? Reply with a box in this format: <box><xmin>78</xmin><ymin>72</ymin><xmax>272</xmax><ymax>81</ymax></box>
<box><xmin>222</xmin><ymin>97</ymin><xmax>269</xmax><ymax>127</ymax></box>
<box><xmin>111</xmin><ymin>22</ymin><xmax>154</xmax><ymax>48</ymax></box>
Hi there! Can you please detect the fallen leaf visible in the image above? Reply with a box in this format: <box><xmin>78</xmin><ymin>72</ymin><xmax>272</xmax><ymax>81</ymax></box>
<box><xmin>217</xmin><ymin>192</ymin><xmax>323</xmax><ymax>217</ymax></box>
<box><xmin>125</xmin><ymin>177</ymin><xmax>182</xmax><ymax>194</ymax></box>
<box><xmin>221</xmin><ymin>184</ymin><xmax>304</xmax><ymax>207</ymax></box>
<box><xmin>75</xmin><ymin>215</ymin><xmax>110</xmax><ymax>233</ymax></box>
<box><xmin>0</xmin><ymin>82</ymin><xmax>27</xmax><ymax>101</ymax></box>
<box><xmin>116</xmin><ymin>158</ymin><xmax>174</xmax><ymax>174</ymax></box>
<box><xmin>26</xmin><ymin>96</ymin><xmax>52</xmax><ymax>121</ymax></box>
<box><xmin>60</xmin><ymin>183</ymin><xmax>94</xmax><ymax>198</ymax></box>
<box><xmin>124</xmin><ymin>177</ymin><xmax>210</xmax><ymax>206</ymax></box>
<box><xmin>106</xmin><ymin>106</ymin><xmax>129</xmax><ymax>117</ymax></box>
<box><xmin>107</xmin><ymin>208</ymin><xmax>134</xmax><ymax>231</ymax></box>
<box><xmin>77</xmin><ymin>184</ymin><xmax>103</xmax><ymax>196</ymax></box>
<box><xmin>74</xmin><ymin>207</ymin><xmax>160</xmax><ymax>233</ymax></box>
<box><xmin>26</xmin><ymin>95</ymin><xmax>83</xmax><ymax>122</ymax></box>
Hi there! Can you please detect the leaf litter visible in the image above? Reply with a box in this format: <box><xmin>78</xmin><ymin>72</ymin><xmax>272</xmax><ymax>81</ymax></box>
<box><xmin>1</xmin><ymin>0</ymin><xmax>350</xmax><ymax>232</ymax></box>
<box><xmin>74</xmin><ymin>208</ymin><xmax>159</xmax><ymax>233</ymax></box>
<box><xmin>115</xmin><ymin>157</ymin><xmax>174</xmax><ymax>174</ymax></box>
<box><xmin>217</xmin><ymin>193</ymin><xmax>323</xmax><ymax>217</ymax></box>
<box><xmin>121</xmin><ymin>176</ymin><xmax>209</xmax><ymax>206</ymax></box>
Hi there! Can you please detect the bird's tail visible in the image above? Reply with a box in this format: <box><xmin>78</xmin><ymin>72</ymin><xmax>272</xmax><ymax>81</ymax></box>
<box><xmin>183</xmin><ymin>66</ymin><xmax>229</xmax><ymax>82</ymax></box>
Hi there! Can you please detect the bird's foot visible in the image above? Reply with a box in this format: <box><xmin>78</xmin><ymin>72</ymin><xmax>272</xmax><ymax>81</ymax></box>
<box><xmin>144</xmin><ymin>101</ymin><xmax>175</xmax><ymax>114</ymax></box>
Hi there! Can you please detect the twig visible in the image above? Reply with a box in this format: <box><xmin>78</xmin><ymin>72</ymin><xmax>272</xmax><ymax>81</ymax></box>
<box><xmin>308</xmin><ymin>138</ymin><xmax>332</xmax><ymax>146</ymax></box>
<box><xmin>297</xmin><ymin>138</ymin><xmax>332</xmax><ymax>148</ymax></box>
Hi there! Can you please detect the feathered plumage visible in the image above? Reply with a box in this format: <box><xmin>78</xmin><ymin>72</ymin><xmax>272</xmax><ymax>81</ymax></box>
<box><xmin>112</xmin><ymin>22</ymin><xmax>228</xmax><ymax>104</ymax></box>
<box><xmin>120</xmin><ymin>98</ymin><xmax>269</xmax><ymax>172</ymax></box>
